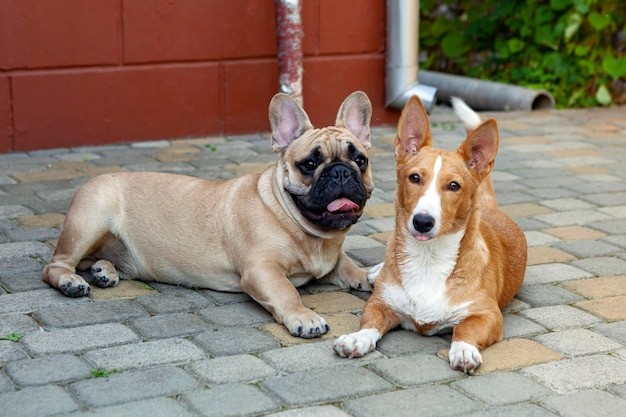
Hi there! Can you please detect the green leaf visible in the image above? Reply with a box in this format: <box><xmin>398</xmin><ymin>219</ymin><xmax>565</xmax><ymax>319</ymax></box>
<box><xmin>573</xmin><ymin>0</ymin><xmax>589</xmax><ymax>14</ymax></box>
<box><xmin>588</xmin><ymin>12</ymin><xmax>612</xmax><ymax>31</ymax></box>
<box><xmin>535</xmin><ymin>25</ymin><xmax>558</xmax><ymax>50</ymax></box>
<box><xmin>507</xmin><ymin>38</ymin><xmax>525</xmax><ymax>54</ymax></box>
<box><xmin>564</xmin><ymin>13</ymin><xmax>582</xmax><ymax>41</ymax></box>
<box><xmin>595</xmin><ymin>84</ymin><xmax>612</xmax><ymax>106</ymax></box>
<box><xmin>0</xmin><ymin>332</ymin><xmax>21</xmax><ymax>342</ymax></box>
<box><xmin>441</xmin><ymin>32</ymin><xmax>470</xmax><ymax>58</ymax></box>
<box><xmin>536</xmin><ymin>5</ymin><xmax>556</xmax><ymax>25</ymax></box>
<box><xmin>602</xmin><ymin>56</ymin><xmax>626</xmax><ymax>78</ymax></box>
<box><xmin>574</xmin><ymin>44</ymin><xmax>590</xmax><ymax>56</ymax></box>
<box><xmin>550</xmin><ymin>0</ymin><xmax>571</xmax><ymax>11</ymax></box>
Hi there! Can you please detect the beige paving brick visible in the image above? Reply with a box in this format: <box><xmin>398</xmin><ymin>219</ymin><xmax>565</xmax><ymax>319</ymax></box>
<box><xmin>82</xmin><ymin>165</ymin><xmax>126</xmax><ymax>177</ymax></box>
<box><xmin>547</xmin><ymin>149</ymin><xmax>602</xmax><ymax>158</ymax></box>
<box><xmin>438</xmin><ymin>339</ymin><xmax>563</xmax><ymax>374</ymax></box>
<box><xmin>301</xmin><ymin>292</ymin><xmax>365</xmax><ymax>314</ymax></box>
<box><xmin>89</xmin><ymin>280</ymin><xmax>155</xmax><ymax>300</ymax></box>
<box><xmin>543</xmin><ymin>226</ymin><xmax>607</xmax><ymax>241</ymax></box>
<box><xmin>504</xmin><ymin>136</ymin><xmax>553</xmax><ymax>145</ymax></box>
<box><xmin>17</xmin><ymin>213</ymin><xmax>65</xmax><ymax>228</ymax></box>
<box><xmin>527</xmin><ymin>246</ymin><xmax>576</xmax><ymax>266</ymax></box>
<box><xmin>369</xmin><ymin>231</ymin><xmax>392</xmax><ymax>245</ymax></box>
<box><xmin>225</xmin><ymin>162</ymin><xmax>273</xmax><ymax>175</ymax></box>
<box><xmin>574</xmin><ymin>295</ymin><xmax>626</xmax><ymax>321</ymax></box>
<box><xmin>568</xmin><ymin>165</ymin><xmax>610</xmax><ymax>175</ymax></box>
<box><xmin>562</xmin><ymin>276</ymin><xmax>626</xmax><ymax>299</ymax></box>
<box><xmin>12</xmin><ymin>169</ymin><xmax>82</xmax><ymax>183</ymax></box>
<box><xmin>365</xmin><ymin>203</ymin><xmax>395</xmax><ymax>218</ymax></box>
<box><xmin>500</xmin><ymin>203</ymin><xmax>553</xmax><ymax>218</ymax></box>
<box><xmin>154</xmin><ymin>145</ymin><xmax>201</xmax><ymax>163</ymax></box>
<box><xmin>261</xmin><ymin>313</ymin><xmax>360</xmax><ymax>347</ymax></box>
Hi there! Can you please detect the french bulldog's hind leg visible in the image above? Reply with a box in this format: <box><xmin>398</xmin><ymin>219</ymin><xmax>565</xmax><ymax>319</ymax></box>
<box><xmin>323</xmin><ymin>252</ymin><xmax>372</xmax><ymax>292</ymax></box>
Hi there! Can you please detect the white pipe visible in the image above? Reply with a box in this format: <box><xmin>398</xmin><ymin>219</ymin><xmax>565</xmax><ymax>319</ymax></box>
<box><xmin>385</xmin><ymin>0</ymin><xmax>437</xmax><ymax>112</ymax></box>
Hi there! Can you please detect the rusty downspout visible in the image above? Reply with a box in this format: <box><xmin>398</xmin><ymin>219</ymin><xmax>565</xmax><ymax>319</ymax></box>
<box><xmin>275</xmin><ymin>0</ymin><xmax>304</xmax><ymax>105</ymax></box>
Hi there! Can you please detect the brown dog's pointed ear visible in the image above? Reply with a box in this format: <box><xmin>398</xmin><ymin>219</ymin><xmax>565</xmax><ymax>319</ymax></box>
<box><xmin>394</xmin><ymin>95</ymin><xmax>432</xmax><ymax>160</ymax></box>
<box><xmin>335</xmin><ymin>91</ymin><xmax>373</xmax><ymax>149</ymax></box>
<box><xmin>269</xmin><ymin>93</ymin><xmax>314</xmax><ymax>153</ymax></box>
<box><xmin>457</xmin><ymin>118</ymin><xmax>499</xmax><ymax>181</ymax></box>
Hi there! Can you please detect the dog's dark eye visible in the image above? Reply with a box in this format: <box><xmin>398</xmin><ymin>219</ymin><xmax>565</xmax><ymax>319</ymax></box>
<box><xmin>447</xmin><ymin>181</ymin><xmax>461</xmax><ymax>191</ymax></box>
<box><xmin>409</xmin><ymin>173</ymin><xmax>420</xmax><ymax>184</ymax></box>
<box><xmin>354</xmin><ymin>155</ymin><xmax>368</xmax><ymax>169</ymax></box>
<box><xmin>297</xmin><ymin>159</ymin><xmax>318</xmax><ymax>174</ymax></box>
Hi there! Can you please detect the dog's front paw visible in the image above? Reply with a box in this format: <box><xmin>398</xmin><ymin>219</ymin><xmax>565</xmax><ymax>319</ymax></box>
<box><xmin>367</xmin><ymin>262</ymin><xmax>384</xmax><ymax>285</ymax></box>
<box><xmin>58</xmin><ymin>274</ymin><xmax>91</xmax><ymax>297</ymax></box>
<box><xmin>91</xmin><ymin>260</ymin><xmax>120</xmax><ymax>288</ymax></box>
<box><xmin>283</xmin><ymin>308</ymin><xmax>330</xmax><ymax>339</ymax></box>
<box><xmin>449</xmin><ymin>341</ymin><xmax>482</xmax><ymax>374</ymax></box>
<box><xmin>334</xmin><ymin>329</ymin><xmax>380</xmax><ymax>358</ymax></box>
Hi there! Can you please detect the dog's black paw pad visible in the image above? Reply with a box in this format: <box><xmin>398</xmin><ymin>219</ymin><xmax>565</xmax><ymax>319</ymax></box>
<box><xmin>60</xmin><ymin>281</ymin><xmax>91</xmax><ymax>297</ymax></box>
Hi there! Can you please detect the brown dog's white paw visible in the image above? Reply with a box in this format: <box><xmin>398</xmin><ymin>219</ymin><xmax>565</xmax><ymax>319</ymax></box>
<box><xmin>449</xmin><ymin>341</ymin><xmax>482</xmax><ymax>374</ymax></box>
<box><xmin>283</xmin><ymin>309</ymin><xmax>330</xmax><ymax>339</ymax></box>
<box><xmin>334</xmin><ymin>328</ymin><xmax>380</xmax><ymax>358</ymax></box>
<box><xmin>90</xmin><ymin>260</ymin><xmax>120</xmax><ymax>288</ymax></box>
<box><xmin>367</xmin><ymin>262</ymin><xmax>384</xmax><ymax>285</ymax></box>
<box><xmin>58</xmin><ymin>274</ymin><xmax>91</xmax><ymax>297</ymax></box>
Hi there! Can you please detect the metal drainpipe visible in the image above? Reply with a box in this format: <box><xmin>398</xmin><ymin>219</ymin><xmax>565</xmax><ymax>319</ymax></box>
<box><xmin>386</xmin><ymin>0</ymin><xmax>437</xmax><ymax>112</ymax></box>
<box><xmin>275</xmin><ymin>0</ymin><xmax>304</xmax><ymax>106</ymax></box>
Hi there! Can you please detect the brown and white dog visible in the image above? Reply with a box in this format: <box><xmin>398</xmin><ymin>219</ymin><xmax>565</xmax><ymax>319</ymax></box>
<box><xmin>333</xmin><ymin>96</ymin><xmax>527</xmax><ymax>373</ymax></box>
<box><xmin>43</xmin><ymin>91</ymin><xmax>374</xmax><ymax>339</ymax></box>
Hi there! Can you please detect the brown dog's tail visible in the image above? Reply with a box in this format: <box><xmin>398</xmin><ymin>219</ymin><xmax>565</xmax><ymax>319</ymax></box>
<box><xmin>451</xmin><ymin>97</ymin><xmax>497</xmax><ymax>208</ymax></box>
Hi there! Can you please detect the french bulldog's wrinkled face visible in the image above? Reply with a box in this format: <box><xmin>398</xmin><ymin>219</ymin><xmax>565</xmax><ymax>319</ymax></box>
<box><xmin>269</xmin><ymin>92</ymin><xmax>374</xmax><ymax>231</ymax></box>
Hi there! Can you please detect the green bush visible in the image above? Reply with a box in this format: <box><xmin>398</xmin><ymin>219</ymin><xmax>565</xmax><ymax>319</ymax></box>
<box><xmin>419</xmin><ymin>0</ymin><xmax>626</xmax><ymax>107</ymax></box>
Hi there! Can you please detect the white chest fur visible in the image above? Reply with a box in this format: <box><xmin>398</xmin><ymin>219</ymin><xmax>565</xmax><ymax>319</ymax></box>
<box><xmin>381</xmin><ymin>229</ymin><xmax>471</xmax><ymax>334</ymax></box>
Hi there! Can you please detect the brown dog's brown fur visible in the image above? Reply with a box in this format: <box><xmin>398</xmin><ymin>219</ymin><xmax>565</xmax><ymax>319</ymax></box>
<box><xmin>334</xmin><ymin>96</ymin><xmax>527</xmax><ymax>373</ymax></box>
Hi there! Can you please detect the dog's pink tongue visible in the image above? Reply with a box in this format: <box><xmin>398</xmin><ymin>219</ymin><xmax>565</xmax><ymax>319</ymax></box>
<box><xmin>326</xmin><ymin>198</ymin><xmax>359</xmax><ymax>212</ymax></box>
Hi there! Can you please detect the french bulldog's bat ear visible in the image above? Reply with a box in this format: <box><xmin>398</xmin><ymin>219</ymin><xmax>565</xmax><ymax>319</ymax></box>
<box><xmin>394</xmin><ymin>95</ymin><xmax>432</xmax><ymax>160</ymax></box>
<box><xmin>335</xmin><ymin>91</ymin><xmax>372</xmax><ymax>149</ymax></box>
<box><xmin>457</xmin><ymin>118</ymin><xmax>499</xmax><ymax>181</ymax></box>
<box><xmin>269</xmin><ymin>93</ymin><xmax>314</xmax><ymax>153</ymax></box>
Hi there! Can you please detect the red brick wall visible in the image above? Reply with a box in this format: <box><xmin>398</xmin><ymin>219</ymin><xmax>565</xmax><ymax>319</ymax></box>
<box><xmin>0</xmin><ymin>0</ymin><xmax>397</xmax><ymax>152</ymax></box>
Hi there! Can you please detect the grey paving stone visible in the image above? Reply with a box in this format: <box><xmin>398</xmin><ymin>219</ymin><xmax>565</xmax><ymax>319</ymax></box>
<box><xmin>0</xmin><ymin>255</ymin><xmax>43</xmax><ymax>276</ymax></box>
<box><xmin>526</xmin><ymin>187</ymin><xmax>579</xmax><ymax>200</ymax></box>
<box><xmin>541</xmin><ymin>389</ymin><xmax>626</xmax><ymax>417</ymax></box>
<box><xmin>0</xmin><ymin>313</ymin><xmax>41</xmax><ymax>335</ymax></box>
<box><xmin>523</xmin><ymin>264</ymin><xmax>592</xmax><ymax>286</ymax></box>
<box><xmin>34</xmin><ymin>299</ymin><xmax>149</xmax><ymax>329</ymax></box>
<box><xmin>503</xmin><ymin>297</ymin><xmax>532</xmax><ymax>313</ymax></box>
<box><xmin>201</xmin><ymin>289</ymin><xmax>252</xmax><ymax>305</ymax></box>
<box><xmin>186</xmin><ymin>354</ymin><xmax>278</xmax><ymax>384</ymax></box>
<box><xmin>369</xmin><ymin>353</ymin><xmax>460</xmax><ymax>387</ymax></box>
<box><xmin>359</xmin><ymin>217</ymin><xmax>395</xmax><ymax>232</ymax></box>
<box><xmin>21</xmin><ymin>323</ymin><xmax>139</xmax><ymax>356</ymax></box>
<box><xmin>69</xmin><ymin>366</ymin><xmax>201</xmax><ymax>408</ymax></box>
<box><xmin>525</xmin><ymin>231</ymin><xmax>561</xmax><ymax>247</ymax></box>
<box><xmin>514</xmin><ymin>217</ymin><xmax>552</xmax><ymax>231</ymax></box>
<box><xmin>63</xmin><ymin>397</ymin><xmax>197</xmax><ymax>417</ymax></box>
<box><xmin>570</xmin><ymin>256</ymin><xmax>626</xmax><ymax>276</ymax></box>
<box><xmin>0</xmin><ymin>205</ymin><xmax>34</xmax><ymax>220</ymax></box>
<box><xmin>342</xmin><ymin>385</ymin><xmax>483</xmax><ymax>417</ymax></box>
<box><xmin>198</xmin><ymin>302</ymin><xmax>274</xmax><ymax>327</ymax></box>
<box><xmin>0</xmin><ymin>373</ymin><xmax>13</xmax><ymax>393</ymax></box>
<box><xmin>266</xmin><ymin>405</ymin><xmax>352</xmax><ymax>417</ymax></box>
<box><xmin>540</xmin><ymin>198</ymin><xmax>596</xmax><ymax>211</ymax></box>
<box><xmin>343</xmin><ymin>235</ymin><xmax>385</xmax><ymax>251</ymax></box>
<box><xmin>534</xmin><ymin>328</ymin><xmax>622</xmax><ymax>358</ymax></box>
<box><xmin>581</xmin><ymin>191</ymin><xmax>626</xmax><ymax>207</ymax></box>
<box><xmin>519</xmin><ymin>305</ymin><xmax>602</xmax><ymax>331</ymax></box>
<box><xmin>503</xmin><ymin>313</ymin><xmax>548</xmax><ymax>338</ymax></box>
<box><xmin>182</xmin><ymin>383</ymin><xmax>280</xmax><ymax>417</ymax></box>
<box><xmin>130</xmin><ymin>312</ymin><xmax>210</xmax><ymax>339</ymax></box>
<box><xmin>345</xmin><ymin>246</ymin><xmax>386</xmax><ymax>267</ymax></box>
<box><xmin>533</xmin><ymin>210</ymin><xmax>611</xmax><ymax>227</ymax></box>
<box><xmin>192</xmin><ymin>327</ymin><xmax>280</xmax><ymax>356</ymax></box>
<box><xmin>5</xmin><ymin>227</ymin><xmax>60</xmax><ymax>243</ymax></box>
<box><xmin>0</xmin><ymin>241</ymin><xmax>52</xmax><ymax>260</ymax></box>
<box><xmin>0</xmin><ymin>288</ymin><xmax>90</xmax><ymax>315</ymax></box>
<box><xmin>260</xmin><ymin>340</ymin><xmax>384</xmax><ymax>373</ymax></box>
<box><xmin>556</xmin><ymin>240</ymin><xmax>621</xmax><ymax>258</ymax></box>
<box><xmin>516</xmin><ymin>284</ymin><xmax>584</xmax><ymax>307</ymax></box>
<box><xmin>603</xmin><ymin>234</ymin><xmax>626</xmax><ymax>249</ymax></box>
<box><xmin>610</xmin><ymin>383</ymin><xmax>626</xmax><ymax>398</ymax></box>
<box><xmin>521</xmin><ymin>355</ymin><xmax>626</xmax><ymax>394</ymax></box>
<box><xmin>0</xmin><ymin>341</ymin><xmax>29</xmax><ymax>363</ymax></box>
<box><xmin>4</xmin><ymin>354</ymin><xmax>92</xmax><ymax>387</ymax></box>
<box><xmin>464</xmin><ymin>403</ymin><xmax>559</xmax><ymax>417</ymax></box>
<box><xmin>376</xmin><ymin>329</ymin><xmax>449</xmax><ymax>357</ymax></box>
<box><xmin>0</xmin><ymin>271</ymin><xmax>50</xmax><ymax>292</ymax></box>
<box><xmin>83</xmin><ymin>337</ymin><xmax>206</xmax><ymax>371</ymax></box>
<box><xmin>262</xmin><ymin>366</ymin><xmax>393</xmax><ymax>406</ymax></box>
<box><xmin>451</xmin><ymin>372</ymin><xmax>552</xmax><ymax>405</ymax></box>
<box><xmin>592</xmin><ymin>321</ymin><xmax>626</xmax><ymax>344</ymax></box>
<box><xmin>135</xmin><ymin>287</ymin><xmax>214</xmax><ymax>314</ymax></box>
<box><xmin>0</xmin><ymin>385</ymin><xmax>79</xmax><ymax>417</ymax></box>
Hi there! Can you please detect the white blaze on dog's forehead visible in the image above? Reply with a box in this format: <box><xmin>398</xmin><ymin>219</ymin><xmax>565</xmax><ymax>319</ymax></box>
<box><xmin>413</xmin><ymin>154</ymin><xmax>443</xmax><ymax>223</ymax></box>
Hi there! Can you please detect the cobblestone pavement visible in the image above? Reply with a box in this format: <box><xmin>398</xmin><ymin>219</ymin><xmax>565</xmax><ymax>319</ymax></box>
<box><xmin>1</xmin><ymin>105</ymin><xmax>626</xmax><ymax>417</ymax></box>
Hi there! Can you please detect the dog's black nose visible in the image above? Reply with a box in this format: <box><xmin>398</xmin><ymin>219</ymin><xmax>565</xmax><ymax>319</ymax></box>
<box><xmin>413</xmin><ymin>213</ymin><xmax>435</xmax><ymax>233</ymax></box>
<box><xmin>328</xmin><ymin>163</ymin><xmax>351</xmax><ymax>181</ymax></box>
